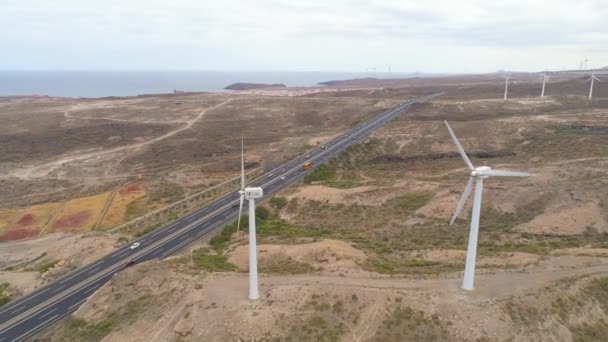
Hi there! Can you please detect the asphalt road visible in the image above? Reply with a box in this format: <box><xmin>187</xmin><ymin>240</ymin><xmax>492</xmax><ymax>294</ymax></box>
<box><xmin>0</xmin><ymin>93</ymin><xmax>441</xmax><ymax>342</ymax></box>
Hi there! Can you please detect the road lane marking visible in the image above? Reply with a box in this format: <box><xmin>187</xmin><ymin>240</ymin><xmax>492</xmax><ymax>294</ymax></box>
<box><xmin>0</xmin><ymin>287</ymin><xmax>49</xmax><ymax>318</ymax></box>
<box><xmin>39</xmin><ymin>308</ymin><xmax>57</xmax><ymax>319</ymax></box>
<box><xmin>149</xmin><ymin>226</ymin><xmax>169</xmax><ymax>238</ymax></box>
<box><xmin>68</xmin><ymin>299</ymin><xmax>86</xmax><ymax>312</ymax></box>
<box><xmin>160</xmin><ymin>208</ymin><xmax>235</xmax><ymax>259</ymax></box>
<box><xmin>8</xmin><ymin>305</ymin><xmax>26</xmax><ymax>315</ymax></box>
<box><xmin>87</xmin><ymin>266</ymin><xmax>100</xmax><ymax>274</ymax></box>
<box><xmin>160</xmin><ymin>237</ymin><xmax>195</xmax><ymax>259</ymax></box>
<box><xmin>159</xmin><ymin>216</ymin><xmax>226</xmax><ymax>258</ymax></box>
<box><xmin>90</xmin><ymin>260</ymin><xmax>103</xmax><ymax>268</ymax></box>
<box><xmin>166</xmin><ymin>221</ymin><xmax>220</xmax><ymax>256</ymax></box>
<box><xmin>60</xmin><ymin>266</ymin><xmax>93</xmax><ymax>284</ymax></box>
<box><xmin>84</xmin><ymin>286</ymin><xmax>99</xmax><ymax>295</ymax></box>
<box><xmin>12</xmin><ymin>314</ymin><xmax>60</xmax><ymax>342</ymax></box>
<box><xmin>114</xmin><ymin>249</ymin><xmax>130</xmax><ymax>257</ymax></box>
<box><xmin>53</xmin><ymin>285</ymin><xmax>66</xmax><ymax>293</ymax></box>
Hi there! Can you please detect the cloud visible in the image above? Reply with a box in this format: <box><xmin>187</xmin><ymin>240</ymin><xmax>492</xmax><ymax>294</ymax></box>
<box><xmin>0</xmin><ymin>0</ymin><xmax>606</xmax><ymax>71</ymax></box>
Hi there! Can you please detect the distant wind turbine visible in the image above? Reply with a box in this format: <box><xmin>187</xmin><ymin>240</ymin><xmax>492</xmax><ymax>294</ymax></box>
<box><xmin>444</xmin><ymin>121</ymin><xmax>529</xmax><ymax>291</ymax></box>
<box><xmin>236</xmin><ymin>137</ymin><xmax>264</xmax><ymax>300</ymax></box>
<box><xmin>589</xmin><ymin>74</ymin><xmax>601</xmax><ymax>100</ymax></box>
<box><xmin>503</xmin><ymin>76</ymin><xmax>510</xmax><ymax>100</ymax></box>
<box><xmin>541</xmin><ymin>74</ymin><xmax>549</xmax><ymax>98</ymax></box>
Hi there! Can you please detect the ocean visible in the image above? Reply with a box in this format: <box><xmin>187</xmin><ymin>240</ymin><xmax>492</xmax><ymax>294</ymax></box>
<box><xmin>0</xmin><ymin>71</ymin><xmax>419</xmax><ymax>98</ymax></box>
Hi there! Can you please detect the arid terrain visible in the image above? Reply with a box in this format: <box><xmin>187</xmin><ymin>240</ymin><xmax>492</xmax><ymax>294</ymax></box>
<box><xmin>2</xmin><ymin>72</ymin><xmax>608</xmax><ymax>341</ymax></box>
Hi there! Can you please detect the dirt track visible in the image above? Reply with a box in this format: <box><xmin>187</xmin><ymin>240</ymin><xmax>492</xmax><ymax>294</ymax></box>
<box><xmin>9</xmin><ymin>99</ymin><xmax>234</xmax><ymax>179</ymax></box>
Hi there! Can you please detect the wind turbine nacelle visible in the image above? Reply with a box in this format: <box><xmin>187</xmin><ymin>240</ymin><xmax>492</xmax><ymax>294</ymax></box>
<box><xmin>471</xmin><ymin>166</ymin><xmax>491</xmax><ymax>178</ymax></box>
<box><xmin>245</xmin><ymin>187</ymin><xmax>263</xmax><ymax>199</ymax></box>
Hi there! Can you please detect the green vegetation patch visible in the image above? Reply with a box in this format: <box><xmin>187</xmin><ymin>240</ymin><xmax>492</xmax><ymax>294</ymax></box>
<box><xmin>259</xmin><ymin>256</ymin><xmax>314</xmax><ymax>274</ymax></box>
<box><xmin>583</xmin><ymin>277</ymin><xmax>608</xmax><ymax>312</ymax></box>
<box><xmin>192</xmin><ymin>253</ymin><xmax>236</xmax><ymax>272</ymax></box>
<box><xmin>237</xmin><ymin>206</ymin><xmax>321</xmax><ymax>239</ymax></box>
<box><xmin>124</xmin><ymin>196</ymin><xmax>148</xmax><ymax>221</ymax></box>
<box><xmin>363</xmin><ymin>257</ymin><xmax>461</xmax><ymax>275</ymax></box>
<box><xmin>284</xmin><ymin>315</ymin><xmax>346</xmax><ymax>342</ymax></box>
<box><xmin>50</xmin><ymin>295</ymin><xmax>155</xmax><ymax>341</ymax></box>
<box><xmin>304</xmin><ymin>164</ymin><xmax>337</xmax><ymax>184</ymax></box>
<box><xmin>133</xmin><ymin>223</ymin><xmax>161</xmax><ymax>238</ymax></box>
<box><xmin>520</xmin><ymin>129</ymin><xmax>608</xmax><ymax>161</ymax></box>
<box><xmin>480</xmin><ymin>230</ymin><xmax>608</xmax><ymax>256</ymax></box>
<box><xmin>209</xmin><ymin>206</ymin><xmax>305</xmax><ymax>254</ymax></box>
<box><xmin>269</xmin><ymin>196</ymin><xmax>288</xmax><ymax>211</ymax></box>
<box><xmin>257</xmin><ymin>218</ymin><xmax>321</xmax><ymax>238</ymax></box>
<box><xmin>31</xmin><ymin>260</ymin><xmax>59</xmax><ymax>274</ymax></box>
<box><xmin>555</xmin><ymin>125</ymin><xmax>608</xmax><ymax>136</ymax></box>
<box><xmin>148</xmin><ymin>181</ymin><xmax>185</xmax><ymax>203</ymax></box>
<box><xmin>209</xmin><ymin>220</ymin><xmax>239</xmax><ymax>252</ymax></box>
<box><xmin>389</xmin><ymin>192</ymin><xmax>432</xmax><ymax>213</ymax></box>
<box><xmin>0</xmin><ymin>283</ymin><xmax>11</xmax><ymax>307</ymax></box>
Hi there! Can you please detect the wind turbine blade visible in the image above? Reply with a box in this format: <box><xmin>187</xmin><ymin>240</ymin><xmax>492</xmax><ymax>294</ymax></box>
<box><xmin>462</xmin><ymin>178</ymin><xmax>483</xmax><ymax>291</ymax></box>
<box><xmin>444</xmin><ymin>121</ymin><xmax>474</xmax><ymax>171</ymax></box>
<box><xmin>487</xmin><ymin>170</ymin><xmax>530</xmax><ymax>177</ymax></box>
<box><xmin>236</xmin><ymin>194</ymin><xmax>244</xmax><ymax>233</ymax></box>
<box><xmin>450</xmin><ymin>176</ymin><xmax>474</xmax><ymax>226</ymax></box>
<box><xmin>240</xmin><ymin>137</ymin><xmax>246</xmax><ymax>189</ymax></box>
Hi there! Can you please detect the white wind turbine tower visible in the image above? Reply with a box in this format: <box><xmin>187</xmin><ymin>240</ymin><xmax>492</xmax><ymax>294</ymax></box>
<box><xmin>541</xmin><ymin>74</ymin><xmax>549</xmax><ymax>98</ymax></box>
<box><xmin>236</xmin><ymin>138</ymin><xmax>264</xmax><ymax>300</ymax></box>
<box><xmin>444</xmin><ymin>121</ymin><xmax>529</xmax><ymax>291</ymax></box>
<box><xmin>589</xmin><ymin>74</ymin><xmax>601</xmax><ymax>100</ymax></box>
<box><xmin>503</xmin><ymin>76</ymin><xmax>510</xmax><ymax>100</ymax></box>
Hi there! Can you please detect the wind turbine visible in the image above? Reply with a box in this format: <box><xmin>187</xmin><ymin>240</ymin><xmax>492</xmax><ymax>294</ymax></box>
<box><xmin>589</xmin><ymin>74</ymin><xmax>601</xmax><ymax>100</ymax></box>
<box><xmin>541</xmin><ymin>74</ymin><xmax>549</xmax><ymax>98</ymax></box>
<box><xmin>444</xmin><ymin>121</ymin><xmax>529</xmax><ymax>291</ymax></box>
<box><xmin>235</xmin><ymin>137</ymin><xmax>264</xmax><ymax>300</ymax></box>
<box><xmin>503</xmin><ymin>76</ymin><xmax>510</xmax><ymax>100</ymax></box>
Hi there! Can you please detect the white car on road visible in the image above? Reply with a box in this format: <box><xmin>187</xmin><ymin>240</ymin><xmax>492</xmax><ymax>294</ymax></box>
<box><xmin>130</xmin><ymin>242</ymin><xmax>141</xmax><ymax>250</ymax></box>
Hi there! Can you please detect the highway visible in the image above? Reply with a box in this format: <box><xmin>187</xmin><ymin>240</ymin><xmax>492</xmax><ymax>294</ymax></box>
<box><xmin>0</xmin><ymin>93</ymin><xmax>440</xmax><ymax>342</ymax></box>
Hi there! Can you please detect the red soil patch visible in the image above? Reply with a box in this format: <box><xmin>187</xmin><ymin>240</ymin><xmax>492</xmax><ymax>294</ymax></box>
<box><xmin>0</xmin><ymin>228</ymin><xmax>38</xmax><ymax>241</ymax></box>
<box><xmin>52</xmin><ymin>210</ymin><xmax>91</xmax><ymax>231</ymax></box>
<box><xmin>16</xmin><ymin>213</ymin><xmax>34</xmax><ymax>226</ymax></box>
<box><xmin>119</xmin><ymin>183</ymin><xmax>143</xmax><ymax>195</ymax></box>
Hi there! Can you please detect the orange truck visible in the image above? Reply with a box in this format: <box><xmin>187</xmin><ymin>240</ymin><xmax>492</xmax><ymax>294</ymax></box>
<box><xmin>303</xmin><ymin>162</ymin><xmax>312</xmax><ymax>170</ymax></box>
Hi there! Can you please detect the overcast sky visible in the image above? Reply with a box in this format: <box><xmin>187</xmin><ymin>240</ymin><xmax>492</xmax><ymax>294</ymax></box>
<box><xmin>1</xmin><ymin>0</ymin><xmax>606</xmax><ymax>73</ymax></box>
